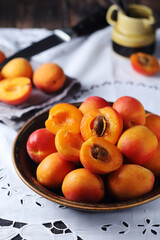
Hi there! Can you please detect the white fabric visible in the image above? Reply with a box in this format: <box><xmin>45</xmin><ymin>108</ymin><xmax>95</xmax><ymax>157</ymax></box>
<box><xmin>1</xmin><ymin>26</ymin><xmax>160</xmax><ymax>240</ymax></box>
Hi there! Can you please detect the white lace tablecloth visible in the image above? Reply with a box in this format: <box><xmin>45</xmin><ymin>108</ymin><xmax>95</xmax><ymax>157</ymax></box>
<box><xmin>1</xmin><ymin>26</ymin><xmax>160</xmax><ymax>240</ymax></box>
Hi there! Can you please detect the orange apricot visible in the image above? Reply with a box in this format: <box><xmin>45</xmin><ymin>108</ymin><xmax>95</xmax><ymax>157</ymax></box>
<box><xmin>145</xmin><ymin>113</ymin><xmax>160</xmax><ymax>141</ymax></box>
<box><xmin>45</xmin><ymin>103</ymin><xmax>83</xmax><ymax>135</ymax></box>
<box><xmin>55</xmin><ymin>129</ymin><xmax>83</xmax><ymax>162</ymax></box>
<box><xmin>80</xmin><ymin>106</ymin><xmax>123</xmax><ymax>144</ymax></box>
<box><xmin>1</xmin><ymin>57</ymin><xmax>33</xmax><ymax>79</ymax></box>
<box><xmin>107</xmin><ymin>164</ymin><xmax>155</xmax><ymax>200</ymax></box>
<box><xmin>80</xmin><ymin>136</ymin><xmax>123</xmax><ymax>174</ymax></box>
<box><xmin>36</xmin><ymin>152</ymin><xmax>75</xmax><ymax>189</ymax></box>
<box><xmin>0</xmin><ymin>77</ymin><xmax>32</xmax><ymax>105</ymax></box>
<box><xmin>113</xmin><ymin>96</ymin><xmax>146</xmax><ymax>129</ymax></box>
<box><xmin>117</xmin><ymin>125</ymin><xmax>158</xmax><ymax>165</ymax></box>
<box><xmin>79</xmin><ymin>96</ymin><xmax>110</xmax><ymax>115</ymax></box>
<box><xmin>33</xmin><ymin>62</ymin><xmax>66</xmax><ymax>93</ymax></box>
<box><xmin>143</xmin><ymin>142</ymin><xmax>160</xmax><ymax>176</ymax></box>
<box><xmin>62</xmin><ymin>168</ymin><xmax>105</xmax><ymax>203</ymax></box>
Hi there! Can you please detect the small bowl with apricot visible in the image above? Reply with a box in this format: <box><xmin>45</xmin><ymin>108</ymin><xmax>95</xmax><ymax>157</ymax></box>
<box><xmin>12</xmin><ymin>96</ymin><xmax>160</xmax><ymax>212</ymax></box>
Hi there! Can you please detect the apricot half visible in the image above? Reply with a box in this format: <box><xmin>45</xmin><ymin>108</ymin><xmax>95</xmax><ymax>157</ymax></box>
<box><xmin>0</xmin><ymin>77</ymin><xmax>32</xmax><ymax>105</ymax></box>
<box><xmin>80</xmin><ymin>136</ymin><xmax>123</xmax><ymax>174</ymax></box>
<box><xmin>62</xmin><ymin>168</ymin><xmax>105</xmax><ymax>203</ymax></box>
<box><xmin>55</xmin><ymin>129</ymin><xmax>83</xmax><ymax>162</ymax></box>
<box><xmin>45</xmin><ymin>103</ymin><xmax>83</xmax><ymax>135</ymax></box>
<box><xmin>80</xmin><ymin>106</ymin><xmax>123</xmax><ymax>144</ymax></box>
<box><xmin>107</xmin><ymin>164</ymin><xmax>155</xmax><ymax>200</ymax></box>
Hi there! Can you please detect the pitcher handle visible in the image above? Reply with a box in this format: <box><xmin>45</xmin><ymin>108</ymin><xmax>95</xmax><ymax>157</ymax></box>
<box><xmin>106</xmin><ymin>5</ymin><xmax>119</xmax><ymax>26</ymax></box>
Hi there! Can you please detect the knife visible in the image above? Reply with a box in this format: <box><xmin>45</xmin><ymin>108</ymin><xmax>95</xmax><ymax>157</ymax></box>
<box><xmin>0</xmin><ymin>4</ymin><xmax>109</xmax><ymax>68</ymax></box>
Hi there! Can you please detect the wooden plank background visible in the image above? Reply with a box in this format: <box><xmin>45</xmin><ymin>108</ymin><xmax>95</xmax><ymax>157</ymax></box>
<box><xmin>0</xmin><ymin>0</ymin><xmax>159</xmax><ymax>29</ymax></box>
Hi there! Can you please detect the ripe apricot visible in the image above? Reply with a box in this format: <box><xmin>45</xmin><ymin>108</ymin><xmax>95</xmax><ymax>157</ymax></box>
<box><xmin>145</xmin><ymin>113</ymin><xmax>160</xmax><ymax>141</ymax></box>
<box><xmin>26</xmin><ymin>128</ymin><xmax>57</xmax><ymax>164</ymax></box>
<box><xmin>143</xmin><ymin>142</ymin><xmax>160</xmax><ymax>176</ymax></box>
<box><xmin>1</xmin><ymin>57</ymin><xmax>33</xmax><ymax>79</ymax></box>
<box><xmin>79</xmin><ymin>96</ymin><xmax>110</xmax><ymax>115</ymax></box>
<box><xmin>113</xmin><ymin>96</ymin><xmax>146</xmax><ymax>129</ymax></box>
<box><xmin>117</xmin><ymin>125</ymin><xmax>158</xmax><ymax>165</ymax></box>
<box><xmin>55</xmin><ymin>129</ymin><xmax>83</xmax><ymax>162</ymax></box>
<box><xmin>62</xmin><ymin>168</ymin><xmax>105</xmax><ymax>203</ymax></box>
<box><xmin>80</xmin><ymin>136</ymin><xmax>123</xmax><ymax>174</ymax></box>
<box><xmin>107</xmin><ymin>164</ymin><xmax>155</xmax><ymax>201</ymax></box>
<box><xmin>80</xmin><ymin>106</ymin><xmax>123</xmax><ymax>144</ymax></box>
<box><xmin>36</xmin><ymin>152</ymin><xmax>75</xmax><ymax>189</ymax></box>
<box><xmin>45</xmin><ymin>103</ymin><xmax>83</xmax><ymax>135</ymax></box>
<box><xmin>33</xmin><ymin>63</ymin><xmax>66</xmax><ymax>93</ymax></box>
<box><xmin>0</xmin><ymin>50</ymin><xmax>6</xmax><ymax>64</ymax></box>
<box><xmin>0</xmin><ymin>77</ymin><xmax>32</xmax><ymax>105</ymax></box>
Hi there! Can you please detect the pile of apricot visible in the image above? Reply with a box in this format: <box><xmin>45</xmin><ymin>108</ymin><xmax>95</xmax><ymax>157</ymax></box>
<box><xmin>0</xmin><ymin>51</ymin><xmax>66</xmax><ymax>105</ymax></box>
<box><xmin>26</xmin><ymin>95</ymin><xmax>160</xmax><ymax>203</ymax></box>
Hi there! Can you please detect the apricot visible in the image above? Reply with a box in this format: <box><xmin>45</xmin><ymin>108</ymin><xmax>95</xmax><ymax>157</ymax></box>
<box><xmin>80</xmin><ymin>106</ymin><xmax>123</xmax><ymax>144</ymax></box>
<box><xmin>36</xmin><ymin>152</ymin><xmax>75</xmax><ymax>189</ymax></box>
<box><xmin>143</xmin><ymin>142</ymin><xmax>160</xmax><ymax>176</ymax></box>
<box><xmin>145</xmin><ymin>113</ymin><xmax>160</xmax><ymax>141</ymax></box>
<box><xmin>0</xmin><ymin>50</ymin><xmax>6</xmax><ymax>64</ymax></box>
<box><xmin>55</xmin><ymin>129</ymin><xmax>83</xmax><ymax>162</ymax></box>
<box><xmin>107</xmin><ymin>164</ymin><xmax>155</xmax><ymax>201</ymax></box>
<box><xmin>80</xmin><ymin>136</ymin><xmax>123</xmax><ymax>174</ymax></box>
<box><xmin>1</xmin><ymin>57</ymin><xmax>33</xmax><ymax>79</ymax></box>
<box><xmin>113</xmin><ymin>96</ymin><xmax>146</xmax><ymax>129</ymax></box>
<box><xmin>26</xmin><ymin>128</ymin><xmax>57</xmax><ymax>164</ymax></box>
<box><xmin>45</xmin><ymin>103</ymin><xmax>83</xmax><ymax>135</ymax></box>
<box><xmin>0</xmin><ymin>77</ymin><xmax>32</xmax><ymax>105</ymax></box>
<box><xmin>33</xmin><ymin>62</ymin><xmax>66</xmax><ymax>93</ymax></box>
<box><xmin>117</xmin><ymin>125</ymin><xmax>158</xmax><ymax>165</ymax></box>
<box><xmin>62</xmin><ymin>168</ymin><xmax>105</xmax><ymax>203</ymax></box>
<box><xmin>79</xmin><ymin>96</ymin><xmax>110</xmax><ymax>115</ymax></box>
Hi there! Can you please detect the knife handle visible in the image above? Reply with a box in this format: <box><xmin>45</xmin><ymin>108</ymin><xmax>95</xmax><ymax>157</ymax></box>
<box><xmin>72</xmin><ymin>5</ymin><xmax>109</xmax><ymax>36</ymax></box>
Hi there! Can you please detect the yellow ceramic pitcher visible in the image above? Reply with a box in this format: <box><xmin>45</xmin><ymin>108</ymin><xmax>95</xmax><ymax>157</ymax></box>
<box><xmin>106</xmin><ymin>4</ymin><xmax>156</xmax><ymax>57</ymax></box>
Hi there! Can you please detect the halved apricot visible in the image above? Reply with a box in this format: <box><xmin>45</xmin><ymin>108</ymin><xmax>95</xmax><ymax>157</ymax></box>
<box><xmin>45</xmin><ymin>103</ymin><xmax>83</xmax><ymax>135</ymax></box>
<box><xmin>80</xmin><ymin>106</ymin><xmax>123</xmax><ymax>144</ymax></box>
<box><xmin>80</xmin><ymin>136</ymin><xmax>123</xmax><ymax>174</ymax></box>
<box><xmin>55</xmin><ymin>129</ymin><xmax>84</xmax><ymax>162</ymax></box>
<box><xmin>0</xmin><ymin>77</ymin><xmax>32</xmax><ymax>105</ymax></box>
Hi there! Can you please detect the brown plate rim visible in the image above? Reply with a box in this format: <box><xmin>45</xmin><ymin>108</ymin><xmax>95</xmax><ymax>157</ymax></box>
<box><xmin>12</xmin><ymin>102</ymin><xmax>160</xmax><ymax>212</ymax></box>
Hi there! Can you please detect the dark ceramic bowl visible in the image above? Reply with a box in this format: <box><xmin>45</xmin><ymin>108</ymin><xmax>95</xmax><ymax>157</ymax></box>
<box><xmin>12</xmin><ymin>102</ymin><xmax>160</xmax><ymax>212</ymax></box>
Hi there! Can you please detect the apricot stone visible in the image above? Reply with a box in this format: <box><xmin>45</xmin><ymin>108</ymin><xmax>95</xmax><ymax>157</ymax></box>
<box><xmin>117</xmin><ymin>125</ymin><xmax>158</xmax><ymax>165</ymax></box>
<box><xmin>107</xmin><ymin>164</ymin><xmax>155</xmax><ymax>200</ymax></box>
<box><xmin>62</xmin><ymin>168</ymin><xmax>105</xmax><ymax>203</ymax></box>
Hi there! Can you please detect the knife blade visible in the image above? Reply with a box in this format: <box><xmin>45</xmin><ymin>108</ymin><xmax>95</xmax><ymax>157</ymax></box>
<box><xmin>0</xmin><ymin>4</ymin><xmax>109</xmax><ymax>68</ymax></box>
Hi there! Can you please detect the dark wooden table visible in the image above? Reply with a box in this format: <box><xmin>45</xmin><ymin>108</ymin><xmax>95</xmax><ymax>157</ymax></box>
<box><xmin>0</xmin><ymin>0</ymin><xmax>160</xmax><ymax>29</ymax></box>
